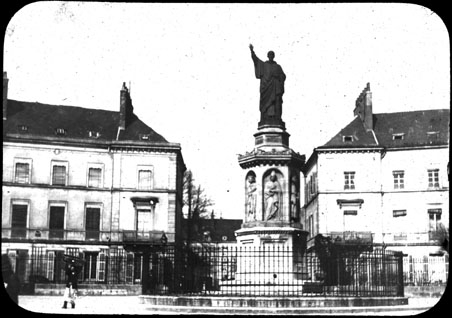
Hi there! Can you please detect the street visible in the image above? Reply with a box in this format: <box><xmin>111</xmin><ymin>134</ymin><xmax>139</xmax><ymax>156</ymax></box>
<box><xmin>10</xmin><ymin>295</ymin><xmax>443</xmax><ymax>316</ymax></box>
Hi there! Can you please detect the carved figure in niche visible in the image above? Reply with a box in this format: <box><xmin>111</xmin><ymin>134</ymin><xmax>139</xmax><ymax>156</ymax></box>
<box><xmin>290</xmin><ymin>174</ymin><xmax>300</xmax><ymax>222</ymax></box>
<box><xmin>264</xmin><ymin>171</ymin><xmax>282</xmax><ymax>221</ymax></box>
<box><xmin>249</xmin><ymin>44</ymin><xmax>286</xmax><ymax>126</ymax></box>
<box><xmin>246</xmin><ymin>173</ymin><xmax>257</xmax><ymax>221</ymax></box>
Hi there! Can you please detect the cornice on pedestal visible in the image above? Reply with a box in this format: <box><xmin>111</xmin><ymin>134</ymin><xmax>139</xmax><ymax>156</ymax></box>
<box><xmin>238</xmin><ymin>148</ymin><xmax>305</xmax><ymax>169</ymax></box>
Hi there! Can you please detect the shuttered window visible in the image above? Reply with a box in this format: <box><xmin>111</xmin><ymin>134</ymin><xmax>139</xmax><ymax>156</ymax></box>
<box><xmin>88</xmin><ymin>168</ymin><xmax>102</xmax><ymax>188</ymax></box>
<box><xmin>11</xmin><ymin>204</ymin><xmax>28</xmax><ymax>238</ymax></box>
<box><xmin>85</xmin><ymin>207</ymin><xmax>100</xmax><ymax>240</ymax></box>
<box><xmin>52</xmin><ymin>165</ymin><xmax>66</xmax><ymax>185</ymax></box>
<box><xmin>49</xmin><ymin>206</ymin><xmax>65</xmax><ymax>239</ymax></box>
<box><xmin>15</xmin><ymin>163</ymin><xmax>30</xmax><ymax>183</ymax></box>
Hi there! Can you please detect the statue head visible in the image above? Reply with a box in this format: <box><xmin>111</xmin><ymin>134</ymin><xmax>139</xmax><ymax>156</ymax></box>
<box><xmin>267</xmin><ymin>51</ymin><xmax>275</xmax><ymax>61</ymax></box>
<box><xmin>270</xmin><ymin>170</ymin><xmax>277</xmax><ymax>181</ymax></box>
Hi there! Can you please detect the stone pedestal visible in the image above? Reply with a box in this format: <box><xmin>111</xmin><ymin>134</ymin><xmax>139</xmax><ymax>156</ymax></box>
<box><xmin>237</xmin><ymin>123</ymin><xmax>306</xmax><ymax>228</ymax></box>
<box><xmin>234</xmin><ymin>122</ymin><xmax>308</xmax><ymax>288</ymax></box>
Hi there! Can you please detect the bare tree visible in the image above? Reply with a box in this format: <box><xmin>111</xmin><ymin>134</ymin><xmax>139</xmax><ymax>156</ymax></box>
<box><xmin>183</xmin><ymin>170</ymin><xmax>214</xmax><ymax>242</ymax></box>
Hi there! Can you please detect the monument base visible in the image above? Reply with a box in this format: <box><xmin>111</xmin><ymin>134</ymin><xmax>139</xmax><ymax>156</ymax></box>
<box><xmin>235</xmin><ymin>226</ymin><xmax>307</xmax><ymax>247</ymax></box>
<box><xmin>233</xmin><ymin>227</ymin><xmax>309</xmax><ymax>286</ymax></box>
<box><xmin>254</xmin><ymin>125</ymin><xmax>290</xmax><ymax>149</ymax></box>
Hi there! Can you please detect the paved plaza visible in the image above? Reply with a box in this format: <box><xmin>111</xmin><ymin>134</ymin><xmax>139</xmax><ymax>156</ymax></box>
<box><xmin>11</xmin><ymin>295</ymin><xmax>443</xmax><ymax>315</ymax></box>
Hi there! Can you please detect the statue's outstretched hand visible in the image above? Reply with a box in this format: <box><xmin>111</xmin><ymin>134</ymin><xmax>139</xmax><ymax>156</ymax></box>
<box><xmin>249</xmin><ymin>44</ymin><xmax>254</xmax><ymax>51</ymax></box>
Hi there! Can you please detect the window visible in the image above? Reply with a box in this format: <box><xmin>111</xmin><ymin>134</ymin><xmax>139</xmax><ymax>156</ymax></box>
<box><xmin>428</xmin><ymin>169</ymin><xmax>440</xmax><ymax>188</ymax></box>
<box><xmin>308</xmin><ymin>215</ymin><xmax>314</xmax><ymax>238</ymax></box>
<box><xmin>137</xmin><ymin>166</ymin><xmax>153</xmax><ymax>190</ymax></box>
<box><xmin>85</xmin><ymin>205</ymin><xmax>101</xmax><ymax>240</ymax></box>
<box><xmin>97</xmin><ymin>250</ymin><xmax>107</xmax><ymax>282</ymax></box>
<box><xmin>343</xmin><ymin>209</ymin><xmax>359</xmax><ymax>231</ymax></box>
<box><xmin>133</xmin><ymin>253</ymin><xmax>143</xmax><ymax>283</ymax></box>
<box><xmin>137</xmin><ymin>205</ymin><xmax>154</xmax><ymax>237</ymax></box>
<box><xmin>344</xmin><ymin>172</ymin><xmax>355</xmax><ymax>190</ymax></box>
<box><xmin>51</xmin><ymin>161</ymin><xmax>68</xmax><ymax>186</ymax></box>
<box><xmin>11</xmin><ymin>202</ymin><xmax>28</xmax><ymax>238</ymax></box>
<box><xmin>426</xmin><ymin>131</ymin><xmax>440</xmax><ymax>142</ymax></box>
<box><xmin>45</xmin><ymin>251</ymin><xmax>55</xmax><ymax>281</ymax></box>
<box><xmin>393</xmin><ymin>170</ymin><xmax>405</xmax><ymax>189</ymax></box>
<box><xmin>126</xmin><ymin>253</ymin><xmax>135</xmax><ymax>283</ymax></box>
<box><xmin>139</xmin><ymin>134</ymin><xmax>151</xmax><ymax>141</ymax></box>
<box><xmin>55</xmin><ymin>128</ymin><xmax>66</xmax><ymax>136</ymax></box>
<box><xmin>49</xmin><ymin>203</ymin><xmax>66</xmax><ymax>239</ymax></box>
<box><xmin>84</xmin><ymin>252</ymin><xmax>98</xmax><ymax>282</ymax></box>
<box><xmin>342</xmin><ymin>136</ymin><xmax>353</xmax><ymax>142</ymax></box>
<box><xmin>15</xmin><ymin>162</ymin><xmax>30</xmax><ymax>184</ymax></box>
<box><xmin>88</xmin><ymin>130</ymin><xmax>100</xmax><ymax>138</ymax></box>
<box><xmin>392</xmin><ymin>133</ymin><xmax>404</xmax><ymax>140</ymax></box>
<box><xmin>393</xmin><ymin>210</ymin><xmax>407</xmax><ymax>217</ymax></box>
<box><xmin>17</xmin><ymin>125</ymin><xmax>28</xmax><ymax>132</ymax></box>
<box><xmin>428</xmin><ymin>209</ymin><xmax>442</xmax><ymax>232</ymax></box>
<box><xmin>132</xmin><ymin>198</ymin><xmax>158</xmax><ymax>238</ymax></box>
<box><xmin>88</xmin><ymin>167</ymin><xmax>102</xmax><ymax>188</ymax></box>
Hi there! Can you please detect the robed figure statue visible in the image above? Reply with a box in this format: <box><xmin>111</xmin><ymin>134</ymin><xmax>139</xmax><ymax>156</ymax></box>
<box><xmin>249</xmin><ymin>44</ymin><xmax>286</xmax><ymax>127</ymax></box>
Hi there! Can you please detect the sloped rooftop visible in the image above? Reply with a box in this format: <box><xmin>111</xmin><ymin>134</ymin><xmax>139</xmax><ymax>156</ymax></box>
<box><xmin>319</xmin><ymin>109</ymin><xmax>449</xmax><ymax>149</ymax></box>
<box><xmin>3</xmin><ymin>99</ymin><xmax>168</xmax><ymax>143</ymax></box>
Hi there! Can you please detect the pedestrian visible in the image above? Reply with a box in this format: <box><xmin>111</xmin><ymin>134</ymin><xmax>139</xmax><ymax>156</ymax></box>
<box><xmin>2</xmin><ymin>254</ymin><xmax>20</xmax><ymax>305</ymax></box>
<box><xmin>62</xmin><ymin>259</ymin><xmax>80</xmax><ymax>309</ymax></box>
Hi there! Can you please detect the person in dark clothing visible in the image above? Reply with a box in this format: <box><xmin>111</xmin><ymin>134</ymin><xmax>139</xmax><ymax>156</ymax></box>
<box><xmin>2</xmin><ymin>254</ymin><xmax>20</xmax><ymax>305</ymax></box>
<box><xmin>62</xmin><ymin>260</ymin><xmax>80</xmax><ymax>309</ymax></box>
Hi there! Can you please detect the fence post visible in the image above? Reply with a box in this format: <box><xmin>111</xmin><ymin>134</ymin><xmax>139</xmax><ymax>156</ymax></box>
<box><xmin>395</xmin><ymin>251</ymin><xmax>404</xmax><ymax>297</ymax></box>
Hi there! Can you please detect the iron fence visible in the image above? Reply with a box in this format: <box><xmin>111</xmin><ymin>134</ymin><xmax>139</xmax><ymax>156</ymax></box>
<box><xmin>172</xmin><ymin>244</ymin><xmax>404</xmax><ymax>297</ymax></box>
<box><xmin>10</xmin><ymin>243</ymin><xmax>404</xmax><ymax>297</ymax></box>
<box><xmin>403</xmin><ymin>254</ymin><xmax>449</xmax><ymax>285</ymax></box>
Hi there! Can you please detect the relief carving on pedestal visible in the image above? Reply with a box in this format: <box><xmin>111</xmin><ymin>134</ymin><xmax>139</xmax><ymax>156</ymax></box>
<box><xmin>290</xmin><ymin>174</ymin><xmax>300</xmax><ymax>223</ymax></box>
<box><xmin>245</xmin><ymin>171</ymin><xmax>257</xmax><ymax>222</ymax></box>
<box><xmin>263</xmin><ymin>170</ymin><xmax>283</xmax><ymax>221</ymax></box>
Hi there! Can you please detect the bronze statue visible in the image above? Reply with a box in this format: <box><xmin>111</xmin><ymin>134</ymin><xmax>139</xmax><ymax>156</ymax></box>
<box><xmin>249</xmin><ymin>44</ymin><xmax>286</xmax><ymax>126</ymax></box>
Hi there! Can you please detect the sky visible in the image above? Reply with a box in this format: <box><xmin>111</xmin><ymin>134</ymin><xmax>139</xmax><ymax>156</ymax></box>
<box><xmin>3</xmin><ymin>2</ymin><xmax>450</xmax><ymax>220</ymax></box>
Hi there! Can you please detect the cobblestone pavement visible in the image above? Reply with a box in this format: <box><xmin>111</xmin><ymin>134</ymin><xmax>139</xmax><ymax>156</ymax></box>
<box><xmin>14</xmin><ymin>295</ymin><xmax>443</xmax><ymax>315</ymax></box>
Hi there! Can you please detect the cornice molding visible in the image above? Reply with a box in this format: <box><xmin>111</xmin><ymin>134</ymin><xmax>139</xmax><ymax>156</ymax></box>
<box><xmin>238</xmin><ymin>149</ymin><xmax>305</xmax><ymax>169</ymax></box>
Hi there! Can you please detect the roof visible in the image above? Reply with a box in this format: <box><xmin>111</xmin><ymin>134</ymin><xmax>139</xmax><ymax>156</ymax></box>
<box><xmin>319</xmin><ymin>109</ymin><xmax>449</xmax><ymax>149</ymax></box>
<box><xmin>3</xmin><ymin>99</ymin><xmax>168</xmax><ymax>143</ymax></box>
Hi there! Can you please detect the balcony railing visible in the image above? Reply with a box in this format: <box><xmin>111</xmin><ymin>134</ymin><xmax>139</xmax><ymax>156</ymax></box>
<box><xmin>382</xmin><ymin>231</ymin><xmax>446</xmax><ymax>244</ymax></box>
<box><xmin>307</xmin><ymin>231</ymin><xmax>374</xmax><ymax>250</ymax></box>
<box><xmin>122</xmin><ymin>230</ymin><xmax>166</xmax><ymax>243</ymax></box>
<box><xmin>328</xmin><ymin>231</ymin><xmax>373</xmax><ymax>245</ymax></box>
<box><xmin>2</xmin><ymin>228</ymin><xmax>169</xmax><ymax>243</ymax></box>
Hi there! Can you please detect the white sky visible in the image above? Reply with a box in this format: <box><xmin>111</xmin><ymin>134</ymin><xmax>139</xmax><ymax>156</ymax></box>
<box><xmin>4</xmin><ymin>2</ymin><xmax>450</xmax><ymax>220</ymax></box>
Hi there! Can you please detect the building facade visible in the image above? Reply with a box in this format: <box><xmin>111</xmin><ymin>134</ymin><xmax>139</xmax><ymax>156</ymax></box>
<box><xmin>2</xmin><ymin>72</ymin><xmax>186</xmax><ymax>292</ymax></box>
<box><xmin>302</xmin><ymin>83</ymin><xmax>449</xmax><ymax>266</ymax></box>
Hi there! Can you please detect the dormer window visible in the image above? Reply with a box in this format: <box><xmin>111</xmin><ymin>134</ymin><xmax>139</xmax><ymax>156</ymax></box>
<box><xmin>88</xmin><ymin>130</ymin><xmax>100</xmax><ymax>139</ymax></box>
<box><xmin>426</xmin><ymin>131</ymin><xmax>440</xmax><ymax>140</ymax></box>
<box><xmin>140</xmin><ymin>134</ymin><xmax>151</xmax><ymax>141</ymax></box>
<box><xmin>342</xmin><ymin>135</ymin><xmax>353</xmax><ymax>142</ymax></box>
<box><xmin>55</xmin><ymin>128</ymin><xmax>67</xmax><ymax>136</ymax></box>
<box><xmin>17</xmin><ymin>125</ymin><xmax>28</xmax><ymax>132</ymax></box>
<box><xmin>392</xmin><ymin>133</ymin><xmax>404</xmax><ymax>141</ymax></box>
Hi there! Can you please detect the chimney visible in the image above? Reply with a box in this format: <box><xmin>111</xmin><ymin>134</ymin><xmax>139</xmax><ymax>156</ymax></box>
<box><xmin>3</xmin><ymin>72</ymin><xmax>8</xmax><ymax>120</ymax></box>
<box><xmin>119</xmin><ymin>82</ymin><xmax>133</xmax><ymax>130</ymax></box>
<box><xmin>353</xmin><ymin>82</ymin><xmax>373</xmax><ymax>131</ymax></box>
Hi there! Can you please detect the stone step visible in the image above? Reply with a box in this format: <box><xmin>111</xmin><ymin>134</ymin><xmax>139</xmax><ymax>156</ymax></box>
<box><xmin>140</xmin><ymin>295</ymin><xmax>409</xmax><ymax>307</ymax></box>
<box><xmin>144</xmin><ymin>304</ymin><xmax>432</xmax><ymax>315</ymax></box>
